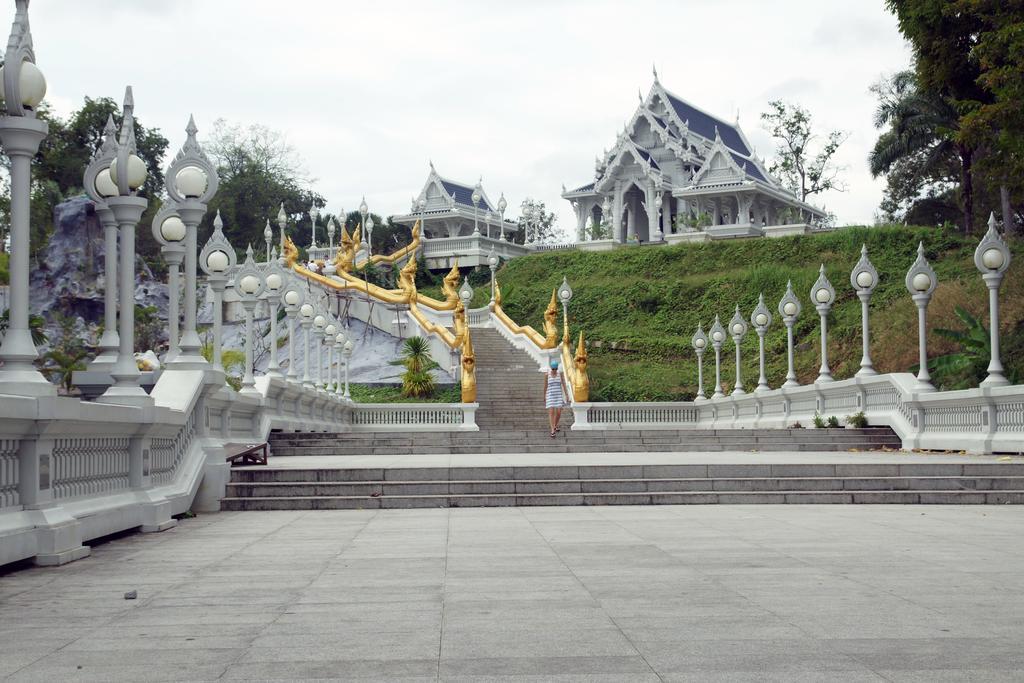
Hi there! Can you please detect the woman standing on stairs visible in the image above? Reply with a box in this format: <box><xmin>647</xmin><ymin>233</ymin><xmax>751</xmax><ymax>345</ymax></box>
<box><xmin>544</xmin><ymin>359</ymin><xmax>570</xmax><ymax>437</ymax></box>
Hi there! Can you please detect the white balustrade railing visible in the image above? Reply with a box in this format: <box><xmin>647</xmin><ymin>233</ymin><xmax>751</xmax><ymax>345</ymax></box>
<box><xmin>0</xmin><ymin>438</ymin><xmax>18</xmax><ymax>510</ymax></box>
<box><xmin>572</xmin><ymin>373</ymin><xmax>1024</xmax><ymax>454</ymax></box>
<box><xmin>350</xmin><ymin>403</ymin><xmax>478</xmax><ymax>432</ymax></box>
<box><xmin>467</xmin><ymin>306</ymin><xmax>491</xmax><ymax>327</ymax></box>
<box><xmin>52</xmin><ymin>436</ymin><xmax>131</xmax><ymax>500</ymax></box>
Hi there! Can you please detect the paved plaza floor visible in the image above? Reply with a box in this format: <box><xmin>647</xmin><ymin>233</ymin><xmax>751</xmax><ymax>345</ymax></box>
<box><xmin>2</xmin><ymin>505</ymin><xmax>1024</xmax><ymax>681</ymax></box>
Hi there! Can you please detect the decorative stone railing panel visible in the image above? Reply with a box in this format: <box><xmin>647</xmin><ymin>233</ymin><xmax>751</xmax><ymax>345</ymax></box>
<box><xmin>467</xmin><ymin>306</ymin><xmax>491</xmax><ymax>327</ymax></box>
<box><xmin>576</xmin><ymin>403</ymin><xmax>699</xmax><ymax>430</ymax></box>
<box><xmin>150</xmin><ymin>411</ymin><xmax>196</xmax><ymax>487</ymax></box>
<box><xmin>350</xmin><ymin>403</ymin><xmax>479</xmax><ymax>432</ymax></box>
<box><xmin>52</xmin><ymin>437</ymin><xmax>131</xmax><ymax>500</ymax></box>
<box><xmin>0</xmin><ymin>438</ymin><xmax>19</xmax><ymax>510</ymax></box>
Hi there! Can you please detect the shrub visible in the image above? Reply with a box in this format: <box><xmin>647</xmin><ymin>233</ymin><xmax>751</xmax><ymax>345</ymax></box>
<box><xmin>812</xmin><ymin>412</ymin><xmax>826</xmax><ymax>429</ymax></box>
<box><xmin>826</xmin><ymin>415</ymin><xmax>841</xmax><ymax>428</ymax></box>
<box><xmin>389</xmin><ymin>336</ymin><xmax>439</xmax><ymax>398</ymax></box>
<box><xmin>846</xmin><ymin>411</ymin><xmax>868</xmax><ymax>428</ymax></box>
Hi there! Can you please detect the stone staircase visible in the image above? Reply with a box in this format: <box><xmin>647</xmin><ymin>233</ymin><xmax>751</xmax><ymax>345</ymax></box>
<box><xmin>471</xmin><ymin>328</ymin><xmax>571</xmax><ymax>431</ymax></box>
<box><xmin>221</xmin><ymin>461</ymin><xmax>1024</xmax><ymax>510</ymax></box>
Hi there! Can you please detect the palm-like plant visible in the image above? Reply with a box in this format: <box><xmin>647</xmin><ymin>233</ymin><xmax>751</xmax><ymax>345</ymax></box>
<box><xmin>389</xmin><ymin>336</ymin><xmax>438</xmax><ymax>398</ymax></box>
<box><xmin>41</xmin><ymin>347</ymin><xmax>87</xmax><ymax>393</ymax></box>
<box><xmin>0</xmin><ymin>310</ymin><xmax>48</xmax><ymax>346</ymax></box>
<box><xmin>200</xmin><ymin>341</ymin><xmax>246</xmax><ymax>391</ymax></box>
<box><xmin>914</xmin><ymin>306</ymin><xmax>1017</xmax><ymax>390</ymax></box>
<box><xmin>869</xmin><ymin>70</ymin><xmax>976</xmax><ymax>233</ymax></box>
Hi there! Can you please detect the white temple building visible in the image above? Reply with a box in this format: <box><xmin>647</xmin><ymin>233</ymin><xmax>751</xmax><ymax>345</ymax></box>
<box><xmin>562</xmin><ymin>71</ymin><xmax>829</xmax><ymax>245</ymax></box>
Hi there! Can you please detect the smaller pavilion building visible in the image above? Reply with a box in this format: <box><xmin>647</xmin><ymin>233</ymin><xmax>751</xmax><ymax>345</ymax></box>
<box><xmin>563</xmin><ymin>71</ymin><xmax>829</xmax><ymax>244</ymax></box>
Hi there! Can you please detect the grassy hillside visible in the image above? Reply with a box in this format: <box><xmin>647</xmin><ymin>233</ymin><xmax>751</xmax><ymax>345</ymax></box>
<box><xmin>486</xmin><ymin>226</ymin><xmax>1024</xmax><ymax>401</ymax></box>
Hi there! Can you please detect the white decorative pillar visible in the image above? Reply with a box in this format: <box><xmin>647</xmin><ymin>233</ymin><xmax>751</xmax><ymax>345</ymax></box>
<box><xmin>282</xmin><ymin>279</ymin><xmax>304</xmax><ymax>383</ymax></box>
<box><xmin>98</xmin><ymin>88</ymin><xmax>152</xmax><ymax>407</ymax></box>
<box><xmin>613</xmin><ymin>182</ymin><xmax>624</xmax><ymax>242</ymax></box>
<box><xmin>905</xmin><ymin>242</ymin><xmax>937</xmax><ymax>392</ymax></box>
<box><xmin>151</xmin><ymin>205</ymin><xmax>186</xmax><ymax>363</ymax></box>
<box><xmin>332</xmin><ymin>330</ymin><xmax>345</xmax><ymax>395</ymax></box>
<box><xmin>198</xmin><ymin>212</ymin><xmax>236</xmax><ymax>373</ymax></box>
<box><xmin>778</xmin><ymin>281</ymin><xmax>801</xmax><ymax>387</ymax></box>
<box><xmin>0</xmin><ymin>15</ymin><xmax>51</xmax><ymax>395</ymax></box>
<box><xmin>324</xmin><ymin>320</ymin><xmax>338</xmax><ymax>394</ymax></box>
<box><xmin>574</xmin><ymin>201</ymin><xmax>585</xmax><ymax>241</ymax></box>
<box><xmin>342</xmin><ymin>339</ymin><xmax>354</xmax><ymax>400</ymax></box>
<box><xmin>975</xmin><ymin>212</ymin><xmax>1012</xmax><ymax>387</ymax></box>
<box><xmin>649</xmin><ymin>184</ymin><xmax>662</xmax><ymax>242</ymax></box>
<box><xmin>750</xmin><ymin>294</ymin><xmax>772</xmax><ymax>393</ymax></box>
<box><xmin>709</xmin><ymin>316</ymin><xmax>726</xmax><ymax>399</ymax></box>
<box><xmin>312</xmin><ymin>311</ymin><xmax>327</xmax><ymax>391</ymax></box>
<box><xmin>692</xmin><ymin>324</ymin><xmax>708</xmax><ymax>402</ymax></box>
<box><xmin>728</xmin><ymin>306</ymin><xmax>748</xmax><ymax>396</ymax></box>
<box><xmin>810</xmin><ymin>265</ymin><xmax>836</xmax><ymax>383</ymax></box>
<box><xmin>263</xmin><ymin>250</ymin><xmax>286</xmax><ymax>379</ymax></box>
<box><xmin>83</xmin><ymin>114</ymin><xmax>120</xmax><ymax>371</ymax></box>
<box><xmin>234</xmin><ymin>246</ymin><xmax>266</xmax><ymax>395</ymax></box>
<box><xmin>166</xmin><ymin>115</ymin><xmax>219</xmax><ymax>368</ymax></box>
<box><xmin>299</xmin><ymin>303</ymin><xmax>315</xmax><ymax>389</ymax></box>
<box><xmin>850</xmin><ymin>244</ymin><xmax>879</xmax><ymax>376</ymax></box>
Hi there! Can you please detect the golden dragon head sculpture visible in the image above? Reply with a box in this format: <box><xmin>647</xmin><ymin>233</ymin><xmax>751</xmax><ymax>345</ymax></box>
<box><xmin>282</xmin><ymin>234</ymin><xmax>299</xmax><ymax>268</ymax></box>
<box><xmin>397</xmin><ymin>247</ymin><xmax>419</xmax><ymax>303</ymax></box>
<box><xmin>572</xmin><ymin>331</ymin><xmax>589</xmax><ymax>402</ymax></box>
<box><xmin>460</xmin><ymin>331</ymin><xmax>476</xmax><ymax>403</ymax></box>
<box><xmin>333</xmin><ymin>223</ymin><xmax>362</xmax><ymax>274</ymax></box>
<box><xmin>542</xmin><ymin>288</ymin><xmax>559</xmax><ymax>348</ymax></box>
<box><xmin>441</xmin><ymin>261</ymin><xmax>461</xmax><ymax>303</ymax></box>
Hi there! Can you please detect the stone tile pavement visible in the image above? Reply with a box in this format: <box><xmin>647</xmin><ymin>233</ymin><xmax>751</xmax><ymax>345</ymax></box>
<box><xmin>2</xmin><ymin>505</ymin><xmax>1024</xmax><ymax>681</ymax></box>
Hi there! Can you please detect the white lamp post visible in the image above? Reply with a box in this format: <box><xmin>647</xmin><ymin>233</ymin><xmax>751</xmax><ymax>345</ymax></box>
<box><xmin>459</xmin><ymin>277</ymin><xmax>474</xmax><ymax>309</ymax></box>
<box><xmin>418</xmin><ymin>197</ymin><xmax>427</xmax><ymax>239</ymax></box>
<box><xmin>233</xmin><ymin>245</ymin><xmax>267</xmax><ymax>395</ymax></box>
<box><xmin>0</xmin><ymin>0</ymin><xmax>52</xmax><ymax>396</ymax></box>
<box><xmin>558</xmin><ymin>276</ymin><xmax>573</xmax><ymax>345</ymax></box>
<box><xmin>975</xmin><ymin>212</ymin><xmax>1012</xmax><ymax>387</ymax></box>
<box><xmin>262</xmin><ymin>219</ymin><xmax>273</xmax><ymax>262</ymax></box>
<box><xmin>487</xmin><ymin>249</ymin><xmax>499</xmax><ymax>307</ymax></box>
<box><xmin>728</xmin><ymin>305</ymin><xmax>748</xmax><ymax>396</ymax></box>
<box><xmin>750</xmin><ymin>293</ymin><xmax>773</xmax><ymax>393</ymax></box>
<box><xmin>324</xmin><ymin>320</ymin><xmax>337</xmax><ymax>394</ymax></box>
<box><xmin>339</xmin><ymin>329</ymin><xmax>352</xmax><ymax>395</ymax></box>
<box><xmin>277</xmin><ymin>203</ymin><xmax>287</xmax><ymax>264</ymax></box>
<box><xmin>312</xmin><ymin>311</ymin><xmax>327</xmax><ymax>391</ymax></box>
<box><xmin>365</xmin><ymin>215</ymin><xmax>375</xmax><ymax>259</ymax></box>
<box><xmin>262</xmin><ymin>249</ymin><xmax>286</xmax><ymax>379</ymax></box>
<box><xmin>471</xmin><ymin>182</ymin><xmax>482</xmax><ymax>237</ymax></box>
<box><xmin>327</xmin><ymin>216</ymin><xmax>336</xmax><ymax>252</ymax></box>
<box><xmin>709</xmin><ymin>315</ymin><xmax>726</xmax><ymax>399</ymax></box>
<box><xmin>281</xmin><ymin>279</ymin><xmax>304</xmax><ymax>383</ymax></box>
<box><xmin>82</xmin><ymin>114</ymin><xmax>120</xmax><ymax>373</ymax></box>
<box><xmin>359</xmin><ymin>196</ymin><xmax>369</xmax><ymax>255</ymax></box>
<box><xmin>98</xmin><ymin>87</ymin><xmax>152</xmax><ymax>406</ymax></box>
<box><xmin>810</xmin><ymin>265</ymin><xmax>836</xmax><ymax>383</ymax></box>
<box><xmin>850</xmin><ymin>244</ymin><xmax>879</xmax><ymax>376</ymax></box>
<box><xmin>198</xmin><ymin>212</ymin><xmax>236</xmax><ymax>373</ymax></box>
<box><xmin>778</xmin><ymin>281</ymin><xmax>802</xmax><ymax>387</ymax></box>
<box><xmin>692</xmin><ymin>323</ymin><xmax>708</xmax><ymax>401</ymax></box>
<box><xmin>497</xmin><ymin>194</ymin><xmax>508</xmax><ymax>242</ymax></box>
<box><xmin>342</xmin><ymin>339</ymin><xmax>354</xmax><ymax>399</ymax></box>
<box><xmin>299</xmin><ymin>302</ymin><xmax>315</xmax><ymax>389</ymax></box>
<box><xmin>905</xmin><ymin>242</ymin><xmax>937</xmax><ymax>392</ymax></box>
<box><xmin>164</xmin><ymin>114</ymin><xmax>219</xmax><ymax>369</ymax></box>
<box><xmin>151</xmin><ymin>204</ymin><xmax>187</xmax><ymax>363</ymax></box>
<box><xmin>308</xmin><ymin>202</ymin><xmax>320</xmax><ymax>250</ymax></box>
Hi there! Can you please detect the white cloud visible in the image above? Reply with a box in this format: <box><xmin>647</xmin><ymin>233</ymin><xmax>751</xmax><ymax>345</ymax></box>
<box><xmin>32</xmin><ymin>0</ymin><xmax>910</xmax><ymax>232</ymax></box>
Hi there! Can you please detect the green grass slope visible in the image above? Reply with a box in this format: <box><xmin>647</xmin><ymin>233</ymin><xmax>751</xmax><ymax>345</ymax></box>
<box><xmin>491</xmin><ymin>226</ymin><xmax>1024</xmax><ymax>401</ymax></box>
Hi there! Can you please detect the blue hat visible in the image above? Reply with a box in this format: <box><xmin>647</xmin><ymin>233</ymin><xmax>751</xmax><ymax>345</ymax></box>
<box><xmin>550</xmin><ymin>360</ymin><xmax>559</xmax><ymax>369</ymax></box>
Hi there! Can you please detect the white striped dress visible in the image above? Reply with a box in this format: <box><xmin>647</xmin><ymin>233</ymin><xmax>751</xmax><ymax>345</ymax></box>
<box><xmin>545</xmin><ymin>371</ymin><xmax>565</xmax><ymax>408</ymax></box>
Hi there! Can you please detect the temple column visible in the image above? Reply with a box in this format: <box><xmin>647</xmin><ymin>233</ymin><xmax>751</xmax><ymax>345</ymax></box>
<box><xmin>575</xmin><ymin>201</ymin><xmax>586</xmax><ymax>241</ymax></box>
<box><xmin>646</xmin><ymin>182</ymin><xmax>659</xmax><ymax>242</ymax></box>
<box><xmin>613</xmin><ymin>181</ymin><xmax>624</xmax><ymax>243</ymax></box>
<box><xmin>713</xmin><ymin>198</ymin><xmax>722</xmax><ymax>225</ymax></box>
<box><xmin>662</xmin><ymin>192</ymin><xmax>672</xmax><ymax>235</ymax></box>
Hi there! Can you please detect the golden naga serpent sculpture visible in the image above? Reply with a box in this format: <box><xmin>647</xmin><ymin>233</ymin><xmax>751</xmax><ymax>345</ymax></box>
<box><xmin>287</xmin><ymin>226</ymin><xmax>588</xmax><ymax>403</ymax></box>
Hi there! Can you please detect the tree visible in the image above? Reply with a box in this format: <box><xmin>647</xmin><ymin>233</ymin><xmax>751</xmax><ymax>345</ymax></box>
<box><xmin>0</xmin><ymin>97</ymin><xmax>168</xmax><ymax>262</ymax></box>
<box><xmin>760</xmin><ymin>100</ymin><xmax>848</xmax><ymax>202</ymax></box>
<box><xmin>869</xmin><ymin>70</ymin><xmax>967</xmax><ymax>226</ymax></box>
<box><xmin>39</xmin><ymin>313</ymin><xmax>87</xmax><ymax>394</ymax></box>
<box><xmin>518</xmin><ymin>199</ymin><xmax>564</xmax><ymax>244</ymax></box>
<box><xmin>389</xmin><ymin>336</ymin><xmax>438</xmax><ymax>398</ymax></box>
<box><xmin>202</xmin><ymin>120</ymin><xmax>324</xmax><ymax>254</ymax></box>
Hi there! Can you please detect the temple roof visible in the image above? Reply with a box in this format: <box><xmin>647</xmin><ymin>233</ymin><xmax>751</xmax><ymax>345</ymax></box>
<box><xmin>661</xmin><ymin>89</ymin><xmax>750</xmax><ymax>156</ymax></box>
<box><xmin>440</xmin><ymin>179</ymin><xmax>493</xmax><ymax>211</ymax></box>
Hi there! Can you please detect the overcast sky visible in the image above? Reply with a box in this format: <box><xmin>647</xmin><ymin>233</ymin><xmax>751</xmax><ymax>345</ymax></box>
<box><xmin>33</xmin><ymin>0</ymin><xmax>911</xmax><ymax>234</ymax></box>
